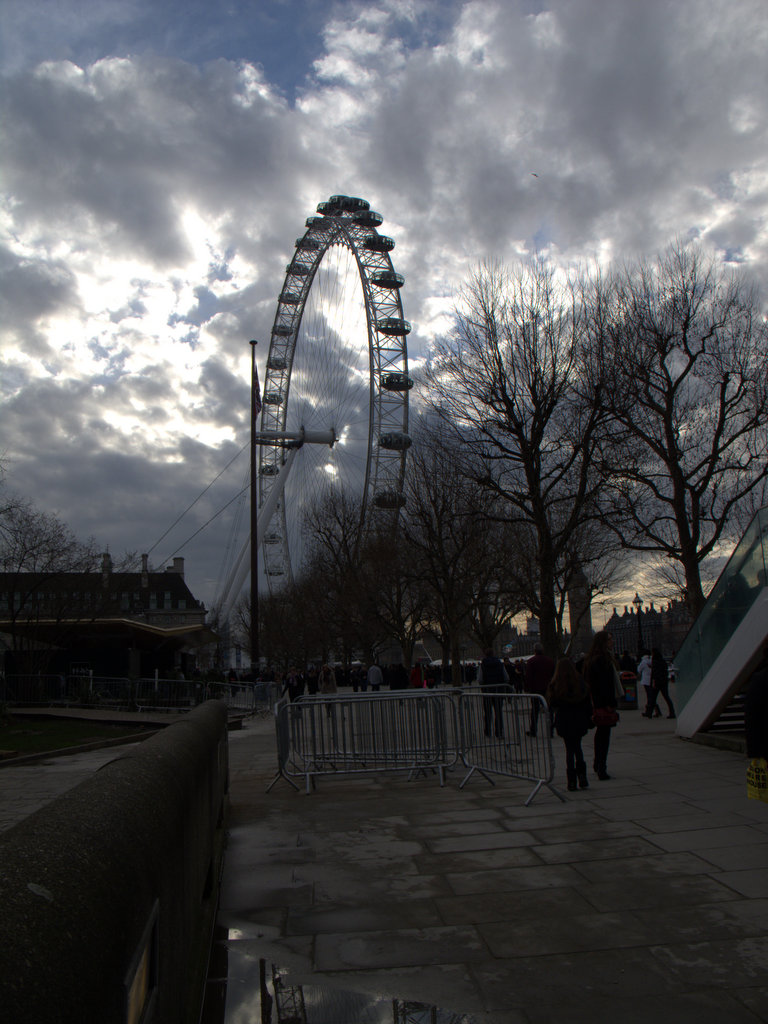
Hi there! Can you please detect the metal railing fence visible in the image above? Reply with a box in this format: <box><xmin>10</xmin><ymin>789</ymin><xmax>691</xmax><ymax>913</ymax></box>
<box><xmin>269</xmin><ymin>688</ymin><xmax>564</xmax><ymax>805</ymax></box>
<box><xmin>0</xmin><ymin>674</ymin><xmax>270</xmax><ymax>714</ymax></box>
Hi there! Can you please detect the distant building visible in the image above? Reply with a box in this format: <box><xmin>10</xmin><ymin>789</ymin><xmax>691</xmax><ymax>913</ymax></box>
<box><xmin>0</xmin><ymin>553</ymin><xmax>216</xmax><ymax>678</ymax></box>
<box><xmin>604</xmin><ymin>600</ymin><xmax>692</xmax><ymax>660</ymax></box>
<box><xmin>567</xmin><ymin>567</ymin><xmax>593</xmax><ymax>657</ymax></box>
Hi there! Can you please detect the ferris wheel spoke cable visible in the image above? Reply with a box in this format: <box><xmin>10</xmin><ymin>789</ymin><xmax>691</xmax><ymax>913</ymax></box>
<box><xmin>134</xmin><ymin>441</ymin><xmax>249</xmax><ymax>581</ymax></box>
<box><xmin>159</xmin><ymin>483</ymin><xmax>249</xmax><ymax>568</ymax></box>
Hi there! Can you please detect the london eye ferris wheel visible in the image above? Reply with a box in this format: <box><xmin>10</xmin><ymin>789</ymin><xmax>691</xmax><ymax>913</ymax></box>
<box><xmin>256</xmin><ymin>194</ymin><xmax>413</xmax><ymax>587</ymax></box>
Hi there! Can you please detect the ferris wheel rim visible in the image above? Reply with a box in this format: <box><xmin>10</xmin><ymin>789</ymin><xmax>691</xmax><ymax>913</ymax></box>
<box><xmin>258</xmin><ymin>195</ymin><xmax>412</xmax><ymax>587</ymax></box>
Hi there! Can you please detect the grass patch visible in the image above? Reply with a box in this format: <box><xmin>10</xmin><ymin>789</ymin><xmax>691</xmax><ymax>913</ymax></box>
<box><xmin>0</xmin><ymin>717</ymin><xmax>150</xmax><ymax>757</ymax></box>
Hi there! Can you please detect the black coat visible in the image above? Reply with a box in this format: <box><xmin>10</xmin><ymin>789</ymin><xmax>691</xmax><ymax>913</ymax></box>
<box><xmin>549</xmin><ymin>682</ymin><xmax>593</xmax><ymax>739</ymax></box>
<box><xmin>480</xmin><ymin>655</ymin><xmax>507</xmax><ymax>689</ymax></box>
<box><xmin>585</xmin><ymin>655</ymin><xmax>618</xmax><ymax>709</ymax></box>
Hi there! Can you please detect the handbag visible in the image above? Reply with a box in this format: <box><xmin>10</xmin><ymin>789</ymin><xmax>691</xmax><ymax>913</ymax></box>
<box><xmin>592</xmin><ymin>706</ymin><xmax>619</xmax><ymax>728</ymax></box>
<box><xmin>747</xmin><ymin>757</ymin><xmax>768</xmax><ymax>802</ymax></box>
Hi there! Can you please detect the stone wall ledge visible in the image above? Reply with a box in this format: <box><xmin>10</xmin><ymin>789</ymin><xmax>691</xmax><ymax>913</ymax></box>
<box><xmin>0</xmin><ymin>699</ymin><xmax>229</xmax><ymax>1024</ymax></box>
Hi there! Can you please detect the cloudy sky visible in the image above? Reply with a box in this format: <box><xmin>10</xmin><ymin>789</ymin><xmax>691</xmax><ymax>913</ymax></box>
<box><xmin>2</xmin><ymin>0</ymin><xmax>767</xmax><ymax>615</ymax></box>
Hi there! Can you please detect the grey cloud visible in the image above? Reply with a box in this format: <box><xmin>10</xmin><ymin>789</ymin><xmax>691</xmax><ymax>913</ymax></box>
<box><xmin>0</xmin><ymin>246</ymin><xmax>79</xmax><ymax>344</ymax></box>
<box><xmin>352</xmin><ymin>0</ymin><xmax>768</xmax><ymax>271</ymax></box>
<box><xmin>194</xmin><ymin>356</ymin><xmax>250</xmax><ymax>428</ymax></box>
<box><xmin>3</xmin><ymin>0</ymin><xmax>768</xmax><ymax>608</ymax></box>
<box><xmin>1</xmin><ymin>56</ymin><xmax>314</xmax><ymax>267</ymax></box>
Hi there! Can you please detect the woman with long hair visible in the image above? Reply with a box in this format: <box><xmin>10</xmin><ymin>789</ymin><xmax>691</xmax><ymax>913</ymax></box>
<box><xmin>583</xmin><ymin>630</ymin><xmax>619</xmax><ymax>780</ymax></box>
<box><xmin>546</xmin><ymin>659</ymin><xmax>593</xmax><ymax>791</ymax></box>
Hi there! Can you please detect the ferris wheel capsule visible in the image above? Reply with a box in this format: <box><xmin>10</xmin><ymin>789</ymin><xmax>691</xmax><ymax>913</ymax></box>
<box><xmin>379</xmin><ymin>432</ymin><xmax>412</xmax><ymax>451</ymax></box>
<box><xmin>382</xmin><ymin>371</ymin><xmax>414</xmax><ymax>391</ymax></box>
<box><xmin>353</xmin><ymin>209</ymin><xmax>383</xmax><ymax>228</ymax></box>
<box><xmin>377</xmin><ymin>317</ymin><xmax>411</xmax><ymax>335</ymax></box>
<box><xmin>371</xmin><ymin>270</ymin><xmax>404</xmax><ymax>289</ymax></box>
<box><xmin>364</xmin><ymin>234</ymin><xmax>395</xmax><ymax>253</ymax></box>
<box><xmin>373</xmin><ymin>490</ymin><xmax>407</xmax><ymax>510</ymax></box>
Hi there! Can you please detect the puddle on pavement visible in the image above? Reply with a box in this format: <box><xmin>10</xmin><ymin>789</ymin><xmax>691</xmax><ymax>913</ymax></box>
<box><xmin>201</xmin><ymin>926</ymin><xmax>479</xmax><ymax>1024</ymax></box>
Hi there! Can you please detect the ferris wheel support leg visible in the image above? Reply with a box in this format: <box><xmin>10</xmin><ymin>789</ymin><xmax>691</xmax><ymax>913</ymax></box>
<box><xmin>218</xmin><ymin>447</ymin><xmax>299</xmax><ymax>622</ymax></box>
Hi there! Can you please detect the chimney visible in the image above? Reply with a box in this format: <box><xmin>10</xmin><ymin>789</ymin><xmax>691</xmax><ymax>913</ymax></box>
<box><xmin>101</xmin><ymin>552</ymin><xmax>113</xmax><ymax>583</ymax></box>
<box><xmin>166</xmin><ymin>557</ymin><xmax>185</xmax><ymax>579</ymax></box>
<box><xmin>141</xmin><ymin>553</ymin><xmax>149</xmax><ymax>588</ymax></box>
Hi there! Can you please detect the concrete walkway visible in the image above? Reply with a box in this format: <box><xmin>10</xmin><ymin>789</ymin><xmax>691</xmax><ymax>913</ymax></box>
<box><xmin>0</xmin><ymin>744</ymin><xmax>141</xmax><ymax>832</ymax></box>
<box><xmin>215</xmin><ymin>709</ymin><xmax>768</xmax><ymax>1024</ymax></box>
<box><xmin>2</xmin><ymin>705</ymin><xmax>767</xmax><ymax>1022</ymax></box>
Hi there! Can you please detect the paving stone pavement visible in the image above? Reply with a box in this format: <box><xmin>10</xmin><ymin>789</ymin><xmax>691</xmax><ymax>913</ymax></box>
<box><xmin>214</xmin><ymin>710</ymin><xmax>768</xmax><ymax>1024</ymax></box>
<box><xmin>3</xmin><ymin>706</ymin><xmax>768</xmax><ymax>1022</ymax></box>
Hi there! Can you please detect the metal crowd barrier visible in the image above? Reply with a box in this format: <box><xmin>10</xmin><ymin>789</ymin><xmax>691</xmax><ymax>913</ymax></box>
<box><xmin>0</xmin><ymin>674</ymin><xmax>69</xmax><ymax>705</ymax></box>
<box><xmin>134</xmin><ymin>678</ymin><xmax>203</xmax><ymax>712</ymax></box>
<box><xmin>250</xmin><ymin>681</ymin><xmax>282</xmax><ymax>717</ymax></box>
<box><xmin>456</xmin><ymin>691</ymin><xmax>565</xmax><ymax>805</ymax></box>
<box><xmin>268</xmin><ymin>689</ymin><xmax>564</xmax><ymax>805</ymax></box>
<box><xmin>0</xmin><ymin>674</ymin><xmax>133</xmax><ymax>708</ymax></box>
<box><xmin>268</xmin><ymin>690</ymin><xmax>459</xmax><ymax>794</ymax></box>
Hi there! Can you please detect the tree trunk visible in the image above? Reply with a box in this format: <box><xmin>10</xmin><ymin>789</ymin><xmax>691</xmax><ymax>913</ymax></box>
<box><xmin>451</xmin><ymin>640</ymin><xmax>463</xmax><ymax>686</ymax></box>
<box><xmin>681</xmin><ymin>549</ymin><xmax>706</xmax><ymax>618</ymax></box>
<box><xmin>538</xmin><ymin>549</ymin><xmax>560</xmax><ymax>658</ymax></box>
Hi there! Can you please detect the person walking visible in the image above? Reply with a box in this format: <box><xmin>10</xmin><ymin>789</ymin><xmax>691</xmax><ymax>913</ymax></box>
<box><xmin>317</xmin><ymin>663</ymin><xmax>339</xmax><ymax>745</ymax></box>
<box><xmin>546</xmin><ymin>659</ymin><xmax>593</xmax><ymax>790</ymax></box>
<box><xmin>583</xmin><ymin>630</ymin><xmax>619</xmax><ymax>780</ymax></box>
<box><xmin>525</xmin><ymin>643</ymin><xmax>555</xmax><ymax>737</ymax></box>
<box><xmin>477</xmin><ymin>648</ymin><xmax>509</xmax><ymax>738</ymax></box>
<box><xmin>637</xmin><ymin>650</ymin><xmax>658</xmax><ymax>717</ymax></box>
<box><xmin>318</xmin><ymin>663</ymin><xmax>337</xmax><ymax>694</ymax></box>
<box><xmin>305</xmin><ymin>664</ymin><xmax>319</xmax><ymax>696</ymax></box>
<box><xmin>645</xmin><ymin>648</ymin><xmax>676</xmax><ymax>718</ymax></box>
<box><xmin>366</xmin><ymin>662</ymin><xmax>383</xmax><ymax>691</ymax></box>
<box><xmin>410</xmin><ymin>663</ymin><xmax>426</xmax><ymax>688</ymax></box>
<box><xmin>281</xmin><ymin>666</ymin><xmax>305</xmax><ymax>702</ymax></box>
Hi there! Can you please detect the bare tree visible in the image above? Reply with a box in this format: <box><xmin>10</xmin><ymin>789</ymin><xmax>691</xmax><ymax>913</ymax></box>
<box><xmin>401</xmin><ymin>421</ymin><xmax>514</xmax><ymax>681</ymax></box>
<box><xmin>0</xmin><ymin>490</ymin><xmax>100</xmax><ymax>671</ymax></box>
<box><xmin>242</xmin><ymin>576</ymin><xmax>325</xmax><ymax>673</ymax></box>
<box><xmin>427</xmin><ymin>259</ymin><xmax>618</xmax><ymax>656</ymax></box>
<box><xmin>0</xmin><ymin>495</ymin><xmax>97</xmax><ymax>575</ymax></box>
<box><xmin>467</xmin><ymin>517</ymin><xmax>525</xmax><ymax>652</ymax></box>
<box><xmin>600</xmin><ymin>243</ymin><xmax>768</xmax><ymax>616</ymax></box>
<box><xmin>356</xmin><ymin>529</ymin><xmax>432</xmax><ymax>668</ymax></box>
<box><xmin>301</xmin><ymin>489</ymin><xmax>375</xmax><ymax>667</ymax></box>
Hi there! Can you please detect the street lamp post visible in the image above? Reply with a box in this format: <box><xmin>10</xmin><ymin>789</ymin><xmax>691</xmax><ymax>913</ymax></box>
<box><xmin>633</xmin><ymin>592</ymin><xmax>643</xmax><ymax>657</ymax></box>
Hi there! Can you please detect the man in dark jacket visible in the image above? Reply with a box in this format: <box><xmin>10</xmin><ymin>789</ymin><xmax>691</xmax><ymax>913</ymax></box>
<box><xmin>525</xmin><ymin>643</ymin><xmax>555</xmax><ymax>736</ymax></box>
<box><xmin>479</xmin><ymin>648</ymin><xmax>509</xmax><ymax>738</ymax></box>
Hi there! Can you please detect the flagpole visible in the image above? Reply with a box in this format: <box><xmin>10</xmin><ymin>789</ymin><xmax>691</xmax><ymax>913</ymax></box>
<box><xmin>250</xmin><ymin>339</ymin><xmax>260</xmax><ymax>674</ymax></box>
